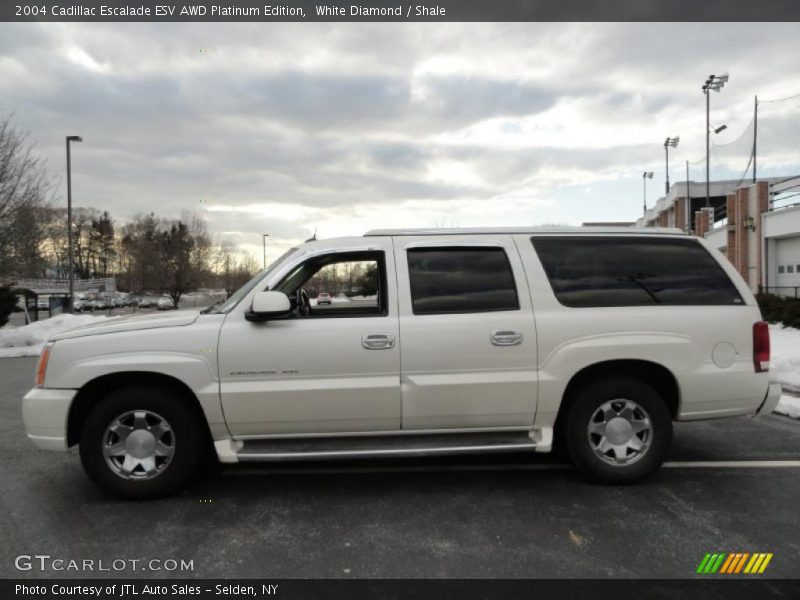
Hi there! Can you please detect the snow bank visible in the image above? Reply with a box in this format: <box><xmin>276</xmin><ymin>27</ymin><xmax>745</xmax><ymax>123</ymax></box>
<box><xmin>0</xmin><ymin>314</ymin><xmax>108</xmax><ymax>358</ymax></box>
<box><xmin>775</xmin><ymin>395</ymin><xmax>800</xmax><ymax>419</ymax></box>
<box><xmin>770</xmin><ymin>324</ymin><xmax>800</xmax><ymax>393</ymax></box>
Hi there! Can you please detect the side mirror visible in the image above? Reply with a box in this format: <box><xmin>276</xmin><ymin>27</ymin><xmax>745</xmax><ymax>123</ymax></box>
<box><xmin>246</xmin><ymin>291</ymin><xmax>292</xmax><ymax>322</ymax></box>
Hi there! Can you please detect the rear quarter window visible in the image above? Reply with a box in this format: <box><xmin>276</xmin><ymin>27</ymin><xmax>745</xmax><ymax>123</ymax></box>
<box><xmin>531</xmin><ymin>236</ymin><xmax>744</xmax><ymax>307</ymax></box>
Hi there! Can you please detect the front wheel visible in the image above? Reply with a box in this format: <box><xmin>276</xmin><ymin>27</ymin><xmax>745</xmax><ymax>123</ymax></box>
<box><xmin>564</xmin><ymin>377</ymin><xmax>672</xmax><ymax>484</ymax></box>
<box><xmin>79</xmin><ymin>387</ymin><xmax>205</xmax><ymax>499</ymax></box>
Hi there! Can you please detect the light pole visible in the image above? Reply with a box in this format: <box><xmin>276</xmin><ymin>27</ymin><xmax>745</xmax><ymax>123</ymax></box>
<box><xmin>642</xmin><ymin>171</ymin><xmax>653</xmax><ymax>217</ymax></box>
<box><xmin>66</xmin><ymin>135</ymin><xmax>83</xmax><ymax>313</ymax></box>
<box><xmin>664</xmin><ymin>136</ymin><xmax>679</xmax><ymax>195</ymax></box>
<box><xmin>686</xmin><ymin>160</ymin><xmax>691</xmax><ymax>232</ymax></box>
<box><xmin>702</xmin><ymin>73</ymin><xmax>729</xmax><ymax>208</ymax></box>
<box><xmin>262</xmin><ymin>233</ymin><xmax>269</xmax><ymax>270</ymax></box>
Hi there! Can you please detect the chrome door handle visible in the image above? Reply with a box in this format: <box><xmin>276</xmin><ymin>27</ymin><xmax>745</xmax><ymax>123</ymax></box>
<box><xmin>362</xmin><ymin>333</ymin><xmax>395</xmax><ymax>350</ymax></box>
<box><xmin>491</xmin><ymin>330</ymin><xmax>523</xmax><ymax>346</ymax></box>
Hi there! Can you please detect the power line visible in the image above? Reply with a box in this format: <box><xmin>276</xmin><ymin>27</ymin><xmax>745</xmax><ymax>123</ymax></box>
<box><xmin>758</xmin><ymin>91</ymin><xmax>800</xmax><ymax>104</ymax></box>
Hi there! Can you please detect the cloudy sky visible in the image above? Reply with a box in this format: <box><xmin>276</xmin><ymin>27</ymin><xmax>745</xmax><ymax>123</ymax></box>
<box><xmin>2</xmin><ymin>22</ymin><xmax>800</xmax><ymax>260</ymax></box>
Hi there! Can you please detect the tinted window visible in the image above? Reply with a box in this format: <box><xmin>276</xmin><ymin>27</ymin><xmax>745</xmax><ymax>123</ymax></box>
<box><xmin>407</xmin><ymin>247</ymin><xmax>519</xmax><ymax>314</ymax></box>
<box><xmin>531</xmin><ymin>237</ymin><xmax>743</xmax><ymax>307</ymax></box>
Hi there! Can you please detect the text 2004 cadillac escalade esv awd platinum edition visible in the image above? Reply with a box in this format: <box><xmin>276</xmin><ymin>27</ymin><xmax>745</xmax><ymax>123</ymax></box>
<box><xmin>23</xmin><ymin>227</ymin><xmax>782</xmax><ymax>498</ymax></box>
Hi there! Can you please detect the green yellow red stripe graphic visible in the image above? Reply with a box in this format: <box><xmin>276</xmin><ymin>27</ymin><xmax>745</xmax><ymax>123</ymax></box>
<box><xmin>696</xmin><ymin>552</ymin><xmax>773</xmax><ymax>574</ymax></box>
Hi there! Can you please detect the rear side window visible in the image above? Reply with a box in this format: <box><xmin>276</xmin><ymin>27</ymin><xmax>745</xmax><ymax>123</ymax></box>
<box><xmin>531</xmin><ymin>236</ymin><xmax>744</xmax><ymax>307</ymax></box>
<box><xmin>407</xmin><ymin>247</ymin><xmax>520</xmax><ymax>314</ymax></box>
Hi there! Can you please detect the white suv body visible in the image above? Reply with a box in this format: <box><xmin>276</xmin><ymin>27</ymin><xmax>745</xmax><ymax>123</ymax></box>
<box><xmin>23</xmin><ymin>228</ymin><xmax>782</xmax><ymax>498</ymax></box>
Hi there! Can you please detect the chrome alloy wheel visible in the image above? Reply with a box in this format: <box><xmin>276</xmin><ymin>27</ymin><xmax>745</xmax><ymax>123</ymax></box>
<box><xmin>102</xmin><ymin>410</ymin><xmax>175</xmax><ymax>480</ymax></box>
<box><xmin>587</xmin><ymin>399</ymin><xmax>652</xmax><ymax>466</ymax></box>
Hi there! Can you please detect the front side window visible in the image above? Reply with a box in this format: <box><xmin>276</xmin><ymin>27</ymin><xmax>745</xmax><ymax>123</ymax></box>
<box><xmin>407</xmin><ymin>247</ymin><xmax>519</xmax><ymax>315</ymax></box>
<box><xmin>273</xmin><ymin>250</ymin><xmax>387</xmax><ymax>318</ymax></box>
<box><xmin>531</xmin><ymin>236</ymin><xmax>743</xmax><ymax>307</ymax></box>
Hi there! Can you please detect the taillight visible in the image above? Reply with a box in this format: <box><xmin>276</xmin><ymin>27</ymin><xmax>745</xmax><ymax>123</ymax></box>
<box><xmin>35</xmin><ymin>342</ymin><xmax>53</xmax><ymax>387</ymax></box>
<box><xmin>753</xmin><ymin>321</ymin><xmax>770</xmax><ymax>373</ymax></box>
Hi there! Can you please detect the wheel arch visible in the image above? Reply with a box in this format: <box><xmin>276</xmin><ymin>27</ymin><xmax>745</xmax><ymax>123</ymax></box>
<box><xmin>66</xmin><ymin>371</ymin><xmax>212</xmax><ymax>447</ymax></box>
<box><xmin>555</xmin><ymin>359</ymin><xmax>680</xmax><ymax>435</ymax></box>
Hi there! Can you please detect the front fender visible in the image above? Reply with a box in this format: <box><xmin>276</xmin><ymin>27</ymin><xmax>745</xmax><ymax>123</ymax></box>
<box><xmin>49</xmin><ymin>351</ymin><xmax>226</xmax><ymax>438</ymax></box>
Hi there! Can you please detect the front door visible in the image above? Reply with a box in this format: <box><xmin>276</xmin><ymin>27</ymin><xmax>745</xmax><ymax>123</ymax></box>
<box><xmin>218</xmin><ymin>242</ymin><xmax>401</xmax><ymax>436</ymax></box>
<box><xmin>394</xmin><ymin>236</ymin><xmax>539</xmax><ymax>430</ymax></box>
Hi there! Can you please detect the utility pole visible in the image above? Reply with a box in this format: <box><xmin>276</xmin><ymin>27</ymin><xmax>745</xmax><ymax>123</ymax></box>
<box><xmin>642</xmin><ymin>171</ymin><xmax>653</xmax><ymax>217</ymax></box>
<box><xmin>686</xmin><ymin>160</ymin><xmax>691</xmax><ymax>232</ymax></box>
<box><xmin>262</xmin><ymin>233</ymin><xmax>269</xmax><ymax>270</ymax></box>
<box><xmin>753</xmin><ymin>95</ymin><xmax>758</xmax><ymax>183</ymax></box>
<box><xmin>705</xmin><ymin>84</ymin><xmax>710</xmax><ymax>208</ymax></box>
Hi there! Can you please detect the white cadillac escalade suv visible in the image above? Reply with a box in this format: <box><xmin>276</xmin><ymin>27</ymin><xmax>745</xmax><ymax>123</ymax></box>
<box><xmin>23</xmin><ymin>228</ymin><xmax>782</xmax><ymax>498</ymax></box>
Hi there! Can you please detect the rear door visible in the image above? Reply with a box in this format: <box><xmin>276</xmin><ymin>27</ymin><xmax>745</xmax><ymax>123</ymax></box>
<box><xmin>394</xmin><ymin>235</ymin><xmax>538</xmax><ymax>429</ymax></box>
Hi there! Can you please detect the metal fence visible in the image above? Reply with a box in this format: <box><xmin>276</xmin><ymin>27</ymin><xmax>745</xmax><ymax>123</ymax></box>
<box><xmin>763</xmin><ymin>286</ymin><xmax>800</xmax><ymax>298</ymax></box>
<box><xmin>14</xmin><ymin>277</ymin><xmax>116</xmax><ymax>293</ymax></box>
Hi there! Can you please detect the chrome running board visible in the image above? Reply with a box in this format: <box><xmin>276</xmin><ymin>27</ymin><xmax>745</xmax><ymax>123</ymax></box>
<box><xmin>235</xmin><ymin>432</ymin><xmax>537</xmax><ymax>463</ymax></box>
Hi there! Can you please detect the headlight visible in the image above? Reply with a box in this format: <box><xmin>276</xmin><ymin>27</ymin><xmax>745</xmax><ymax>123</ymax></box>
<box><xmin>35</xmin><ymin>342</ymin><xmax>54</xmax><ymax>387</ymax></box>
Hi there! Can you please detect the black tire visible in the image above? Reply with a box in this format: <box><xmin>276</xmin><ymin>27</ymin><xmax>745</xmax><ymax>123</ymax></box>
<box><xmin>563</xmin><ymin>377</ymin><xmax>672</xmax><ymax>484</ymax></box>
<box><xmin>79</xmin><ymin>386</ymin><xmax>205</xmax><ymax>499</ymax></box>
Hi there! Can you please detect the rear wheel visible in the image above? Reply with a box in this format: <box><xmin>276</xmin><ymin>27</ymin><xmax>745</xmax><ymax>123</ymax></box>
<box><xmin>564</xmin><ymin>377</ymin><xmax>672</xmax><ymax>484</ymax></box>
<box><xmin>79</xmin><ymin>387</ymin><xmax>205</xmax><ymax>499</ymax></box>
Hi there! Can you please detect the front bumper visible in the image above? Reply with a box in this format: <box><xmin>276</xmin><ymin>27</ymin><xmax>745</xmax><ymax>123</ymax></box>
<box><xmin>756</xmin><ymin>383</ymin><xmax>783</xmax><ymax>417</ymax></box>
<box><xmin>22</xmin><ymin>387</ymin><xmax>77</xmax><ymax>450</ymax></box>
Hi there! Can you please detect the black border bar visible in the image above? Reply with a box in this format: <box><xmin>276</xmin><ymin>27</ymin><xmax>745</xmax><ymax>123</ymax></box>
<box><xmin>4</xmin><ymin>579</ymin><xmax>800</xmax><ymax>600</ymax></box>
<box><xmin>4</xmin><ymin>0</ymin><xmax>800</xmax><ymax>22</ymax></box>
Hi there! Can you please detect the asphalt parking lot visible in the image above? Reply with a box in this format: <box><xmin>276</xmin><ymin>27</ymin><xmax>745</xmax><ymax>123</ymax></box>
<box><xmin>1</xmin><ymin>357</ymin><xmax>799</xmax><ymax>580</ymax></box>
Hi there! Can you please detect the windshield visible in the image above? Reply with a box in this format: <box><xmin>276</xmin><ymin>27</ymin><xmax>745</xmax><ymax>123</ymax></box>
<box><xmin>207</xmin><ymin>247</ymin><xmax>299</xmax><ymax>314</ymax></box>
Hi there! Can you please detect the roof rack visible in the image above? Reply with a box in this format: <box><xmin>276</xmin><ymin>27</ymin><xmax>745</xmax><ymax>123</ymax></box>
<box><xmin>363</xmin><ymin>226</ymin><xmax>684</xmax><ymax>236</ymax></box>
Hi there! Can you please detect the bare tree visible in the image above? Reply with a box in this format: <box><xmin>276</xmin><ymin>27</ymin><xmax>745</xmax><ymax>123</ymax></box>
<box><xmin>0</xmin><ymin>111</ymin><xmax>52</xmax><ymax>278</ymax></box>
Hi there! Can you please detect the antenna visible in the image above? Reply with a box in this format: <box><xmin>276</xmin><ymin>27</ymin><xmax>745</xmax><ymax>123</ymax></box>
<box><xmin>305</xmin><ymin>228</ymin><xmax>317</xmax><ymax>243</ymax></box>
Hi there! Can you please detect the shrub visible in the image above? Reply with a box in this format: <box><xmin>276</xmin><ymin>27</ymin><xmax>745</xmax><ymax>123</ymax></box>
<box><xmin>0</xmin><ymin>286</ymin><xmax>17</xmax><ymax>328</ymax></box>
<box><xmin>756</xmin><ymin>293</ymin><xmax>800</xmax><ymax>329</ymax></box>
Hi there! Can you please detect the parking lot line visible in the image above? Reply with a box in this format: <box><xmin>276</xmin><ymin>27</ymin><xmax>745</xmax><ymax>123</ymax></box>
<box><xmin>663</xmin><ymin>460</ymin><xmax>800</xmax><ymax>468</ymax></box>
<box><xmin>221</xmin><ymin>460</ymin><xmax>800</xmax><ymax>476</ymax></box>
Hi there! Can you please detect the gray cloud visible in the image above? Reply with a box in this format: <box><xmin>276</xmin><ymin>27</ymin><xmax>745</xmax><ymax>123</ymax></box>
<box><xmin>1</xmin><ymin>22</ymin><xmax>800</xmax><ymax>252</ymax></box>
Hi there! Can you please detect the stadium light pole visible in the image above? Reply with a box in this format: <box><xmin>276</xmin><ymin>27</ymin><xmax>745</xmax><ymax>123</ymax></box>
<box><xmin>66</xmin><ymin>135</ymin><xmax>83</xmax><ymax>313</ymax></box>
<box><xmin>664</xmin><ymin>136</ymin><xmax>679</xmax><ymax>195</ymax></box>
<box><xmin>702</xmin><ymin>73</ymin><xmax>729</xmax><ymax>208</ymax></box>
<box><xmin>262</xmin><ymin>233</ymin><xmax>269</xmax><ymax>270</ymax></box>
<box><xmin>642</xmin><ymin>171</ymin><xmax>653</xmax><ymax>217</ymax></box>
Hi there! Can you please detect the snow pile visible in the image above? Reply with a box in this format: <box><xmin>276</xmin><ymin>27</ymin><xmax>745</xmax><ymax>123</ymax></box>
<box><xmin>769</xmin><ymin>324</ymin><xmax>800</xmax><ymax>419</ymax></box>
<box><xmin>770</xmin><ymin>324</ymin><xmax>800</xmax><ymax>392</ymax></box>
<box><xmin>0</xmin><ymin>314</ymin><xmax>108</xmax><ymax>358</ymax></box>
<box><xmin>776</xmin><ymin>395</ymin><xmax>800</xmax><ymax>419</ymax></box>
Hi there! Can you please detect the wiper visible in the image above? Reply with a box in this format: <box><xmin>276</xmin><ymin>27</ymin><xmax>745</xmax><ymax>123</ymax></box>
<box><xmin>200</xmin><ymin>298</ymin><xmax>224</xmax><ymax>314</ymax></box>
<box><xmin>618</xmin><ymin>273</ymin><xmax>662</xmax><ymax>304</ymax></box>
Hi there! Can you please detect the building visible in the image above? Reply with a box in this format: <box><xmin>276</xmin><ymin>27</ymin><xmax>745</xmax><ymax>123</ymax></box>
<box><xmin>635</xmin><ymin>177</ymin><xmax>800</xmax><ymax>296</ymax></box>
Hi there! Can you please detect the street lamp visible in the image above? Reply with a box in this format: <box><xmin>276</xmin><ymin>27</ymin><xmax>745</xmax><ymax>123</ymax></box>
<box><xmin>642</xmin><ymin>171</ymin><xmax>653</xmax><ymax>217</ymax></box>
<box><xmin>664</xmin><ymin>136</ymin><xmax>679</xmax><ymax>195</ymax></box>
<box><xmin>262</xmin><ymin>233</ymin><xmax>269</xmax><ymax>270</ymax></box>
<box><xmin>66</xmin><ymin>135</ymin><xmax>83</xmax><ymax>313</ymax></box>
<box><xmin>702</xmin><ymin>72</ymin><xmax>729</xmax><ymax>208</ymax></box>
